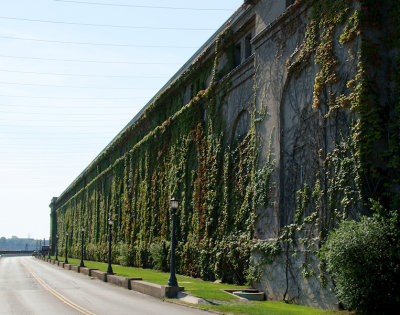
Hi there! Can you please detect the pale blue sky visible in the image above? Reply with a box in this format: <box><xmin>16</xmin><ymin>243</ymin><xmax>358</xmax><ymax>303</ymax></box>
<box><xmin>0</xmin><ymin>0</ymin><xmax>244</xmax><ymax>239</ymax></box>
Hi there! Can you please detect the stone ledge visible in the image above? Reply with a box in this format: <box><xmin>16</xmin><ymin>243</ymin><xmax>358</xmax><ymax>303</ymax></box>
<box><xmin>91</xmin><ymin>269</ymin><xmax>107</xmax><ymax>282</ymax></box>
<box><xmin>79</xmin><ymin>267</ymin><xmax>96</xmax><ymax>276</ymax></box>
<box><xmin>130</xmin><ymin>280</ymin><xmax>184</xmax><ymax>299</ymax></box>
<box><xmin>70</xmin><ymin>265</ymin><xmax>80</xmax><ymax>272</ymax></box>
<box><xmin>58</xmin><ymin>262</ymin><xmax>65</xmax><ymax>268</ymax></box>
<box><xmin>107</xmin><ymin>275</ymin><xmax>142</xmax><ymax>289</ymax></box>
<box><xmin>64</xmin><ymin>264</ymin><xmax>72</xmax><ymax>270</ymax></box>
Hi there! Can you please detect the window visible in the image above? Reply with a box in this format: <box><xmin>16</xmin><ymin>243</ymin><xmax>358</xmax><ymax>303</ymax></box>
<box><xmin>245</xmin><ymin>34</ymin><xmax>252</xmax><ymax>59</ymax></box>
<box><xmin>234</xmin><ymin>42</ymin><xmax>241</xmax><ymax>67</ymax></box>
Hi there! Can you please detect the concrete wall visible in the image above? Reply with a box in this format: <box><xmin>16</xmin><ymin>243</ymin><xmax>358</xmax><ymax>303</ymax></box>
<box><xmin>249</xmin><ymin>0</ymin><xmax>362</xmax><ymax>309</ymax></box>
<box><xmin>49</xmin><ymin>0</ymin><xmax>368</xmax><ymax>310</ymax></box>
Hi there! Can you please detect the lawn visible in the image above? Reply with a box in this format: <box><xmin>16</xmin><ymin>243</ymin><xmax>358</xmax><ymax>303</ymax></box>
<box><xmin>197</xmin><ymin>302</ymin><xmax>347</xmax><ymax>315</ymax></box>
<box><xmin>50</xmin><ymin>256</ymin><xmax>347</xmax><ymax>315</ymax></box>
<box><xmin>53</xmin><ymin>256</ymin><xmax>246</xmax><ymax>301</ymax></box>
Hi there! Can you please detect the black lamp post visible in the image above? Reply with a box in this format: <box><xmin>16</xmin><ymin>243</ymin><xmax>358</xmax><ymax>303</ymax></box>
<box><xmin>107</xmin><ymin>218</ymin><xmax>113</xmax><ymax>274</ymax></box>
<box><xmin>168</xmin><ymin>196</ymin><xmax>179</xmax><ymax>287</ymax></box>
<box><xmin>48</xmin><ymin>237</ymin><xmax>51</xmax><ymax>259</ymax></box>
<box><xmin>80</xmin><ymin>227</ymin><xmax>85</xmax><ymax>268</ymax></box>
<box><xmin>55</xmin><ymin>234</ymin><xmax>59</xmax><ymax>261</ymax></box>
<box><xmin>64</xmin><ymin>232</ymin><xmax>69</xmax><ymax>264</ymax></box>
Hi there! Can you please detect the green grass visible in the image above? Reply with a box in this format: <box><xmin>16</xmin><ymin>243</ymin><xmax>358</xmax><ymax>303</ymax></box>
<box><xmin>50</xmin><ymin>256</ymin><xmax>349</xmax><ymax>315</ymax></box>
<box><xmin>53</xmin><ymin>256</ymin><xmax>246</xmax><ymax>301</ymax></box>
<box><xmin>197</xmin><ymin>302</ymin><xmax>348</xmax><ymax>315</ymax></box>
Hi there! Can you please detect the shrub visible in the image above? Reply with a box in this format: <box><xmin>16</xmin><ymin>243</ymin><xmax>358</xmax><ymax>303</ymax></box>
<box><xmin>214</xmin><ymin>233</ymin><xmax>252</xmax><ymax>284</ymax></box>
<box><xmin>149</xmin><ymin>240</ymin><xmax>169</xmax><ymax>271</ymax></box>
<box><xmin>118</xmin><ymin>241</ymin><xmax>134</xmax><ymax>266</ymax></box>
<box><xmin>320</xmin><ymin>213</ymin><xmax>400</xmax><ymax>314</ymax></box>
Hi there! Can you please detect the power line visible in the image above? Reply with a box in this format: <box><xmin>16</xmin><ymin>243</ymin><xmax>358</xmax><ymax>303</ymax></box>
<box><xmin>0</xmin><ymin>54</ymin><xmax>180</xmax><ymax>64</ymax></box>
<box><xmin>0</xmin><ymin>109</ymin><xmax>134</xmax><ymax>116</ymax></box>
<box><xmin>0</xmin><ymin>103</ymin><xmax>139</xmax><ymax>109</ymax></box>
<box><xmin>53</xmin><ymin>0</ymin><xmax>233</xmax><ymax>11</ymax></box>
<box><xmin>0</xmin><ymin>69</ymin><xmax>168</xmax><ymax>79</ymax></box>
<box><xmin>0</xmin><ymin>35</ymin><xmax>197</xmax><ymax>48</ymax></box>
<box><xmin>0</xmin><ymin>81</ymin><xmax>157</xmax><ymax>90</ymax></box>
<box><xmin>0</xmin><ymin>16</ymin><xmax>215</xmax><ymax>31</ymax></box>
<box><xmin>0</xmin><ymin>118</ymin><xmax>128</xmax><ymax>122</ymax></box>
<box><xmin>0</xmin><ymin>94</ymin><xmax>147</xmax><ymax>100</ymax></box>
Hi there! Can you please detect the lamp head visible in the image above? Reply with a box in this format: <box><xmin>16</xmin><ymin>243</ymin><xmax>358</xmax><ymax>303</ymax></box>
<box><xmin>170</xmin><ymin>196</ymin><xmax>179</xmax><ymax>210</ymax></box>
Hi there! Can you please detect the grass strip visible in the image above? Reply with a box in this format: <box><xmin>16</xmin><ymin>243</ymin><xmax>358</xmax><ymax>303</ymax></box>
<box><xmin>50</xmin><ymin>256</ymin><xmax>349</xmax><ymax>314</ymax></box>
<box><xmin>53</xmin><ymin>256</ymin><xmax>245</xmax><ymax>301</ymax></box>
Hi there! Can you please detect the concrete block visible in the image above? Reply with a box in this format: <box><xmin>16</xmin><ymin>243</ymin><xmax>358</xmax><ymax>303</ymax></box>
<box><xmin>79</xmin><ymin>267</ymin><xmax>96</xmax><ymax>276</ymax></box>
<box><xmin>59</xmin><ymin>262</ymin><xmax>64</xmax><ymax>268</ymax></box>
<box><xmin>70</xmin><ymin>265</ymin><xmax>80</xmax><ymax>272</ymax></box>
<box><xmin>107</xmin><ymin>275</ymin><xmax>142</xmax><ymax>289</ymax></box>
<box><xmin>130</xmin><ymin>280</ymin><xmax>183</xmax><ymax>299</ymax></box>
<box><xmin>91</xmin><ymin>270</ymin><xmax>107</xmax><ymax>282</ymax></box>
<box><xmin>64</xmin><ymin>264</ymin><xmax>71</xmax><ymax>270</ymax></box>
<box><xmin>163</xmin><ymin>285</ymin><xmax>185</xmax><ymax>298</ymax></box>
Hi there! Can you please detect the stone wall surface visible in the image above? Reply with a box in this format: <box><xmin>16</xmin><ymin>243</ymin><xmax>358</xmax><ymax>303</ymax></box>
<box><xmin>49</xmin><ymin>0</ymin><xmax>399</xmax><ymax>310</ymax></box>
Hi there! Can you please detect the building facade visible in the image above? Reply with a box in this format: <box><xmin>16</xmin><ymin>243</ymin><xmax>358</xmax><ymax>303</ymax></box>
<box><xmin>50</xmin><ymin>0</ymin><xmax>400</xmax><ymax>309</ymax></box>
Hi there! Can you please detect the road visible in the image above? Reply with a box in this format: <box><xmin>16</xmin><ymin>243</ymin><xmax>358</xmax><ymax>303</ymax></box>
<box><xmin>0</xmin><ymin>256</ymin><xmax>206</xmax><ymax>315</ymax></box>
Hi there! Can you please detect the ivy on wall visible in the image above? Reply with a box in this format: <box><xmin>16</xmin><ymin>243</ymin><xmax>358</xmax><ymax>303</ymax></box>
<box><xmin>53</xmin><ymin>28</ymin><xmax>274</xmax><ymax>285</ymax></box>
<box><xmin>52</xmin><ymin>0</ymin><xmax>400</xmax><ymax>294</ymax></box>
<box><xmin>249</xmin><ymin>0</ymin><xmax>400</xmax><ymax>300</ymax></box>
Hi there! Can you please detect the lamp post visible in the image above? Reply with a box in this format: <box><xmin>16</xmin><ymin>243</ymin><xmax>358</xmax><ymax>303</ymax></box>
<box><xmin>168</xmin><ymin>196</ymin><xmax>179</xmax><ymax>287</ymax></box>
<box><xmin>48</xmin><ymin>237</ymin><xmax>51</xmax><ymax>259</ymax></box>
<box><xmin>107</xmin><ymin>218</ymin><xmax>113</xmax><ymax>274</ymax></box>
<box><xmin>55</xmin><ymin>234</ymin><xmax>59</xmax><ymax>261</ymax></box>
<box><xmin>80</xmin><ymin>227</ymin><xmax>85</xmax><ymax>268</ymax></box>
<box><xmin>64</xmin><ymin>232</ymin><xmax>69</xmax><ymax>264</ymax></box>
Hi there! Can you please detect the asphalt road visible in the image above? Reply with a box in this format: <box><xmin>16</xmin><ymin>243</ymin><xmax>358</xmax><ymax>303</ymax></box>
<box><xmin>0</xmin><ymin>256</ymin><xmax>207</xmax><ymax>315</ymax></box>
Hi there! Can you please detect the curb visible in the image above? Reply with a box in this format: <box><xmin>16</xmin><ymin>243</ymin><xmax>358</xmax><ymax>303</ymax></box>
<box><xmin>34</xmin><ymin>256</ymin><xmax>184</xmax><ymax>300</ymax></box>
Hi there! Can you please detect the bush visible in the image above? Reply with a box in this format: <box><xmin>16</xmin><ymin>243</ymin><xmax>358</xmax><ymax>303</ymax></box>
<box><xmin>118</xmin><ymin>241</ymin><xmax>135</xmax><ymax>266</ymax></box>
<box><xmin>320</xmin><ymin>214</ymin><xmax>400</xmax><ymax>314</ymax></box>
<box><xmin>214</xmin><ymin>233</ymin><xmax>252</xmax><ymax>284</ymax></box>
<box><xmin>149</xmin><ymin>240</ymin><xmax>169</xmax><ymax>271</ymax></box>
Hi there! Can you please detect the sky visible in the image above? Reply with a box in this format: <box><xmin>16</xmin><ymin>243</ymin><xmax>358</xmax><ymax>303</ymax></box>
<box><xmin>0</xmin><ymin>0</ymin><xmax>244</xmax><ymax>239</ymax></box>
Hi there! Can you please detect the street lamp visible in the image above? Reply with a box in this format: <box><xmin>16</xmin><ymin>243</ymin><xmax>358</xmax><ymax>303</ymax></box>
<box><xmin>64</xmin><ymin>232</ymin><xmax>69</xmax><ymax>264</ymax></box>
<box><xmin>107</xmin><ymin>218</ymin><xmax>113</xmax><ymax>274</ymax></box>
<box><xmin>80</xmin><ymin>227</ymin><xmax>85</xmax><ymax>268</ymax></box>
<box><xmin>48</xmin><ymin>237</ymin><xmax>51</xmax><ymax>259</ymax></box>
<box><xmin>168</xmin><ymin>196</ymin><xmax>179</xmax><ymax>287</ymax></box>
<box><xmin>55</xmin><ymin>234</ymin><xmax>59</xmax><ymax>261</ymax></box>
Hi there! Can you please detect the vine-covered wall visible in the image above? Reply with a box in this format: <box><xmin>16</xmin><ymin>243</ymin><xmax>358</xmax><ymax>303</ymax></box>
<box><xmin>51</xmin><ymin>0</ymin><xmax>399</xmax><ymax>309</ymax></box>
<box><xmin>52</xmin><ymin>20</ymin><xmax>274</xmax><ymax>285</ymax></box>
<box><xmin>250</xmin><ymin>0</ymin><xmax>400</xmax><ymax>309</ymax></box>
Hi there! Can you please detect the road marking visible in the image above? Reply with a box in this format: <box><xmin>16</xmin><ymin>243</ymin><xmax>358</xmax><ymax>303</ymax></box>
<box><xmin>21</xmin><ymin>261</ymin><xmax>96</xmax><ymax>315</ymax></box>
